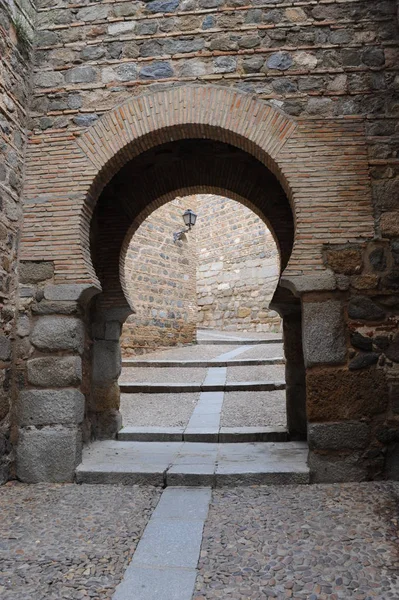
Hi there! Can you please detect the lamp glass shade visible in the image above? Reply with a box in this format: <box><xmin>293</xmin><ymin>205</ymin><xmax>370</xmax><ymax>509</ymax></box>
<box><xmin>183</xmin><ymin>209</ymin><xmax>197</xmax><ymax>228</ymax></box>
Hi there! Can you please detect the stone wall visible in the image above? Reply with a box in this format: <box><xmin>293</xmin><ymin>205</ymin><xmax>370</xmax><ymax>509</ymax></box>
<box><xmin>121</xmin><ymin>194</ymin><xmax>280</xmax><ymax>355</ymax></box>
<box><xmin>12</xmin><ymin>0</ymin><xmax>399</xmax><ymax>482</ymax></box>
<box><xmin>122</xmin><ymin>198</ymin><xmax>197</xmax><ymax>356</ymax></box>
<box><xmin>196</xmin><ymin>194</ymin><xmax>280</xmax><ymax>331</ymax></box>
<box><xmin>0</xmin><ymin>0</ymin><xmax>35</xmax><ymax>482</ymax></box>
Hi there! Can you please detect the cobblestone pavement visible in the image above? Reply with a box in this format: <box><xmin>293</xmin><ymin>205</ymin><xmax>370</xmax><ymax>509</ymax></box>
<box><xmin>0</xmin><ymin>483</ymin><xmax>161</xmax><ymax>600</ymax></box>
<box><xmin>120</xmin><ymin>392</ymin><xmax>199</xmax><ymax>427</ymax></box>
<box><xmin>194</xmin><ymin>483</ymin><xmax>399</xmax><ymax>600</ymax></box>
<box><xmin>221</xmin><ymin>391</ymin><xmax>286</xmax><ymax>428</ymax></box>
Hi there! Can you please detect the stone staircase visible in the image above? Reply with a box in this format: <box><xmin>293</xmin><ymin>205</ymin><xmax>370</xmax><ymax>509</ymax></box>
<box><xmin>76</xmin><ymin>334</ymin><xmax>309</xmax><ymax>486</ymax></box>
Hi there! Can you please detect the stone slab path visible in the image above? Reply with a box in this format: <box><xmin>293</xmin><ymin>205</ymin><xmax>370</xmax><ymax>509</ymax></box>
<box><xmin>113</xmin><ymin>487</ymin><xmax>211</xmax><ymax>600</ymax></box>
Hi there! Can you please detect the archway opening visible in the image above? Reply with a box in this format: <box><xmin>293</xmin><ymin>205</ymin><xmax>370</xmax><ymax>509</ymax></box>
<box><xmin>119</xmin><ymin>193</ymin><xmax>288</xmax><ymax>434</ymax></box>
<box><xmin>87</xmin><ymin>136</ymin><xmax>306</xmax><ymax>441</ymax></box>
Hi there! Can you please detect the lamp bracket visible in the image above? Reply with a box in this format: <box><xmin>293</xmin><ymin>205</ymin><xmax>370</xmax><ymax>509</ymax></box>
<box><xmin>173</xmin><ymin>225</ymin><xmax>191</xmax><ymax>243</ymax></box>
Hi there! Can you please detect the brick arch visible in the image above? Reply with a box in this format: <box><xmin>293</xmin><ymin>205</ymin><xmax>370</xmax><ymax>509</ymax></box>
<box><xmin>78</xmin><ymin>85</ymin><xmax>296</xmax><ymax>204</ymax></box>
<box><xmin>21</xmin><ymin>84</ymin><xmax>374</xmax><ymax>289</ymax></box>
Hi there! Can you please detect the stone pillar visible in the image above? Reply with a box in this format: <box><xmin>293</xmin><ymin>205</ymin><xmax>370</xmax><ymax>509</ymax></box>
<box><xmin>282</xmin><ymin>313</ymin><xmax>306</xmax><ymax>439</ymax></box>
<box><xmin>16</xmin><ymin>281</ymin><xmax>97</xmax><ymax>483</ymax></box>
<box><xmin>301</xmin><ymin>295</ymin><xmax>376</xmax><ymax>483</ymax></box>
<box><xmin>88</xmin><ymin>304</ymin><xmax>132</xmax><ymax>440</ymax></box>
<box><xmin>270</xmin><ymin>285</ymin><xmax>306</xmax><ymax>439</ymax></box>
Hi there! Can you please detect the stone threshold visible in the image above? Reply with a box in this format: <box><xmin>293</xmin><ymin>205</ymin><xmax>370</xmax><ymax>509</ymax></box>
<box><xmin>121</xmin><ymin>357</ymin><xmax>285</xmax><ymax>367</ymax></box>
<box><xmin>118</xmin><ymin>426</ymin><xmax>288</xmax><ymax>443</ymax></box>
<box><xmin>75</xmin><ymin>440</ymin><xmax>310</xmax><ymax>487</ymax></box>
<box><xmin>196</xmin><ymin>338</ymin><xmax>283</xmax><ymax>345</ymax></box>
<box><xmin>119</xmin><ymin>381</ymin><xmax>286</xmax><ymax>393</ymax></box>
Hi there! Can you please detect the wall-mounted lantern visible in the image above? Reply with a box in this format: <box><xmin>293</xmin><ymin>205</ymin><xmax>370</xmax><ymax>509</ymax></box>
<box><xmin>173</xmin><ymin>209</ymin><xmax>197</xmax><ymax>243</ymax></box>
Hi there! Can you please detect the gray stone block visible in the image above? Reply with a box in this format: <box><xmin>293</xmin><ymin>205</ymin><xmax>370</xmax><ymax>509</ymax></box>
<box><xmin>133</xmin><ymin>519</ymin><xmax>204</xmax><ymax>568</ymax></box>
<box><xmin>267</xmin><ymin>51</ymin><xmax>293</xmax><ymax>71</ymax></box>
<box><xmin>27</xmin><ymin>356</ymin><xmax>82</xmax><ymax>387</ymax></box>
<box><xmin>302</xmin><ymin>299</ymin><xmax>346</xmax><ymax>366</ymax></box>
<box><xmin>308</xmin><ymin>422</ymin><xmax>370</xmax><ymax>450</ymax></box>
<box><xmin>113</xmin><ymin>566</ymin><xmax>196</xmax><ymax>600</ymax></box>
<box><xmin>385</xmin><ymin>444</ymin><xmax>399</xmax><ymax>480</ymax></box>
<box><xmin>92</xmin><ymin>340</ymin><xmax>121</xmax><ymax>384</ymax></box>
<box><xmin>153</xmin><ymin>487</ymin><xmax>211</xmax><ymax>521</ymax></box>
<box><xmin>348</xmin><ymin>296</ymin><xmax>385</xmax><ymax>321</ymax></box>
<box><xmin>0</xmin><ymin>336</ymin><xmax>11</xmax><ymax>361</ymax></box>
<box><xmin>147</xmin><ymin>0</ymin><xmax>179</xmax><ymax>13</ymax></box>
<box><xmin>43</xmin><ymin>284</ymin><xmax>95</xmax><ymax>302</ymax></box>
<box><xmin>16</xmin><ymin>426</ymin><xmax>82</xmax><ymax>483</ymax></box>
<box><xmin>19</xmin><ymin>261</ymin><xmax>54</xmax><ymax>283</ymax></box>
<box><xmin>77</xmin><ymin>4</ymin><xmax>109</xmax><ymax>21</ymax></box>
<box><xmin>281</xmin><ymin>272</ymin><xmax>336</xmax><ymax>293</ymax></box>
<box><xmin>118</xmin><ymin>427</ymin><xmax>184</xmax><ymax>441</ymax></box>
<box><xmin>308</xmin><ymin>451</ymin><xmax>367</xmax><ymax>483</ymax></box>
<box><xmin>65</xmin><ymin>66</ymin><xmax>97</xmax><ymax>84</ymax></box>
<box><xmin>31</xmin><ymin>316</ymin><xmax>85</xmax><ymax>354</ymax></box>
<box><xmin>32</xmin><ymin>300</ymin><xmax>79</xmax><ymax>315</ymax></box>
<box><xmin>139</xmin><ymin>61</ymin><xmax>174</xmax><ymax>80</ymax></box>
<box><xmin>18</xmin><ymin>389</ymin><xmax>85</xmax><ymax>426</ymax></box>
<box><xmin>116</xmin><ymin>62</ymin><xmax>138</xmax><ymax>82</ymax></box>
<box><xmin>213</xmin><ymin>56</ymin><xmax>237</xmax><ymax>73</ymax></box>
<box><xmin>105</xmin><ymin>321</ymin><xmax>122</xmax><ymax>341</ymax></box>
<box><xmin>17</xmin><ymin>315</ymin><xmax>30</xmax><ymax>337</ymax></box>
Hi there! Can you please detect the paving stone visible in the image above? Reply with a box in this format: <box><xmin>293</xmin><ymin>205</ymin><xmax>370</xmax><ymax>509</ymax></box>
<box><xmin>133</xmin><ymin>520</ymin><xmax>205</xmax><ymax>568</ymax></box>
<box><xmin>113</xmin><ymin>566</ymin><xmax>197</xmax><ymax>600</ymax></box>
<box><xmin>154</xmin><ymin>487</ymin><xmax>211</xmax><ymax>521</ymax></box>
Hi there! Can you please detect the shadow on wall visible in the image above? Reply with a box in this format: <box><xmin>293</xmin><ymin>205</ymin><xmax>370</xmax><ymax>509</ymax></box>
<box><xmin>121</xmin><ymin>194</ymin><xmax>281</xmax><ymax>356</ymax></box>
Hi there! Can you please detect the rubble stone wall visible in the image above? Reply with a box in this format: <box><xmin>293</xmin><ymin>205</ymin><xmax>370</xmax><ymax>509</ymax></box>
<box><xmin>122</xmin><ymin>198</ymin><xmax>197</xmax><ymax>356</ymax></box>
<box><xmin>0</xmin><ymin>0</ymin><xmax>35</xmax><ymax>483</ymax></box>
<box><xmin>196</xmin><ymin>194</ymin><xmax>280</xmax><ymax>332</ymax></box>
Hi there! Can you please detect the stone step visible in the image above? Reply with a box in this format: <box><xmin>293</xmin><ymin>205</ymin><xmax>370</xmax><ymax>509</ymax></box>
<box><xmin>196</xmin><ymin>338</ymin><xmax>283</xmax><ymax>345</ymax></box>
<box><xmin>75</xmin><ymin>440</ymin><xmax>309</xmax><ymax>487</ymax></box>
<box><xmin>122</xmin><ymin>357</ymin><xmax>285</xmax><ymax>368</ymax></box>
<box><xmin>119</xmin><ymin>381</ymin><xmax>286</xmax><ymax>393</ymax></box>
<box><xmin>118</xmin><ymin>426</ymin><xmax>288</xmax><ymax>443</ymax></box>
